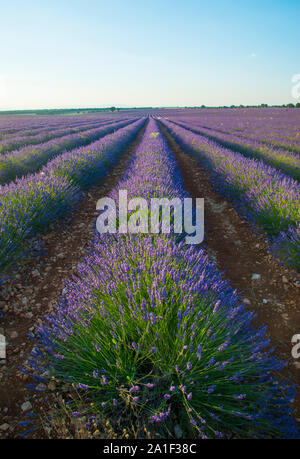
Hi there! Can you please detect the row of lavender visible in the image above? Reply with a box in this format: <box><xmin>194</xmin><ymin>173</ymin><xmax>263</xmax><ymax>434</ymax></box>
<box><xmin>31</xmin><ymin>119</ymin><xmax>298</xmax><ymax>439</ymax></box>
<box><xmin>0</xmin><ymin>117</ymin><xmax>116</xmax><ymax>154</ymax></box>
<box><xmin>0</xmin><ymin>114</ymin><xmax>114</xmax><ymax>138</ymax></box>
<box><xmin>167</xmin><ymin>108</ymin><xmax>300</xmax><ymax>155</ymax></box>
<box><xmin>0</xmin><ymin>118</ymin><xmax>145</xmax><ymax>273</ymax></box>
<box><xmin>0</xmin><ymin>118</ymin><xmax>137</xmax><ymax>185</ymax></box>
<box><xmin>159</xmin><ymin>119</ymin><xmax>300</xmax><ymax>272</ymax></box>
<box><xmin>169</xmin><ymin>119</ymin><xmax>300</xmax><ymax>181</ymax></box>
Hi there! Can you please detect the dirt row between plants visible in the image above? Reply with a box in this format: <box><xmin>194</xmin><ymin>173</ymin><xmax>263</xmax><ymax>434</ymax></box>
<box><xmin>158</xmin><ymin>121</ymin><xmax>300</xmax><ymax>421</ymax></box>
<box><xmin>0</xmin><ymin>122</ymin><xmax>148</xmax><ymax>439</ymax></box>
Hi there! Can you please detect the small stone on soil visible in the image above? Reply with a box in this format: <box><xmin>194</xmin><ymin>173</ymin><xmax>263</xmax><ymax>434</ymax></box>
<box><xmin>0</xmin><ymin>423</ymin><xmax>10</xmax><ymax>431</ymax></box>
<box><xmin>21</xmin><ymin>401</ymin><xmax>32</xmax><ymax>412</ymax></box>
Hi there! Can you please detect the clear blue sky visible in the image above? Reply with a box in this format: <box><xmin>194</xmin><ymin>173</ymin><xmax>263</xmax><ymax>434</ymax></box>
<box><xmin>0</xmin><ymin>0</ymin><xmax>299</xmax><ymax>109</ymax></box>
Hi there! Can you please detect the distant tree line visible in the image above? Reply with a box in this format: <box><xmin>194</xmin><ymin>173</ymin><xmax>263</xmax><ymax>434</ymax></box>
<box><xmin>196</xmin><ymin>103</ymin><xmax>300</xmax><ymax>109</ymax></box>
<box><xmin>1</xmin><ymin>104</ymin><xmax>300</xmax><ymax>116</ymax></box>
<box><xmin>184</xmin><ymin>103</ymin><xmax>300</xmax><ymax>109</ymax></box>
<box><xmin>0</xmin><ymin>107</ymin><xmax>121</xmax><ymax>116</ymax></box>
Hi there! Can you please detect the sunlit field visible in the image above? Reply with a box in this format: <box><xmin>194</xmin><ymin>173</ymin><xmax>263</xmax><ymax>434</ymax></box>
<box><xmin>0</xmin><ymin>107</ymin><xmax>299</xmax><ymax>439</ymax></box>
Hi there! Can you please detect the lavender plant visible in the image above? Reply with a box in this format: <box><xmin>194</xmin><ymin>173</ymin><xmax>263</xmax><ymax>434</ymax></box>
<box><xmin>170</xmin><ymin>119</ymin><xmax>300</xmax><ymax>181</ymax></box>
<box><xmin>32</xmin><ymin>119</ymin><xmax>298</xmax><ymax>439</ymax></box>
<box><xmin>160</xmin><ymin>119</ymin><xmax>300</xmax><ymax>271</ymax></box>
<box><xmin>169</xmin><ymin>108</ymin><xmax>300</xmax><ymax>155</ymax></box>
<box><xmin>0</xmin><ymin>115</ymin><xmax>126</xmax><ymax>153</ymax></box>
<box><xmin>0</xmin><ymin>118</ymin><xmax>137</xmax><ymax>184</ymax></box>
<box><xmin>0</xmin><ymin>120</ymin><xmax>102</xmax><ymax>154</ymax></box>
<box><xmin>0</xmin><ymin>119</ymin><xmax>145</xmax><ymax>271</ymax></box>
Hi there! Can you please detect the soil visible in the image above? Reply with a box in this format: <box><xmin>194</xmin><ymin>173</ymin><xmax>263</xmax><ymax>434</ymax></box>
<box><xmin>0</xmin><ymin>122</ymin><xmax>148</xmax><ymax>438</ymax></box>
<box><xmin>158</xmin><ymin>120</ymin><xmax>300</xmax><ymax>421</ymax></box>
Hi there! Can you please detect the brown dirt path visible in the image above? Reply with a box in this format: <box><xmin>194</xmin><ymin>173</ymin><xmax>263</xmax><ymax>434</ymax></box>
<box><xmin>0</xmin><ymin>121</ymin><xmax>148</xmax><ymax>438</ymax></box>
<box><xmin>158</xmin><ymin>120</ymin><xmax>300</xmax><ymax>421</ymax></box>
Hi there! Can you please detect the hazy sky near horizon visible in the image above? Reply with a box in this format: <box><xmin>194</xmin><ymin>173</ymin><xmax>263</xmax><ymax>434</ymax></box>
<box><xmin>0</xmin><ymin>0</ymin><xmax>299</xmax><ymax>109</ymax></box>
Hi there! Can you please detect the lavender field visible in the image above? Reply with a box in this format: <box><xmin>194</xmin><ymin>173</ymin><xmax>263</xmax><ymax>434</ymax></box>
<box><xmin>0</xmin><ymin>108</ymin><xmax>299</xmax><ymax>439</ymax></box>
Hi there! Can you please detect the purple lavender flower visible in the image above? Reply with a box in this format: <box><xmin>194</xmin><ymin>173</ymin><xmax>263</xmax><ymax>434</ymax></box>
<box><xmin>77</xmin><ymin>383</ymin><xmax>89</xmax><ymax>390</ymax></box>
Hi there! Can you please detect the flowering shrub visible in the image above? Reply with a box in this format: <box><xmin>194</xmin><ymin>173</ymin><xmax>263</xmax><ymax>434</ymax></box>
<box><xmin>0</xmin><ymin>118</ymin><xmax>105</xmax><ymax>154</ymax></box>
<box><xmin>171</xmin><ymin>118</ymin><xmax>300</xmax><ymax>181</ymax></box>
<box><xmin>0</xmin><ymin>119</ymin><xmax>145</xmax><ymax>271</ymax></box>
<box><xmin>160</xmin><ymin>119</ymin><xmax>300</xmax><ymax>272</ymax></box>
<box><xmin>0</xmin><ymin>118</ymin><xmax>137</xmax><ymax>184</ymax></box>
<box><xmin>32</xmin><ymin>119</ymin><xmax>298</xmax><ymax>438</ymax></box>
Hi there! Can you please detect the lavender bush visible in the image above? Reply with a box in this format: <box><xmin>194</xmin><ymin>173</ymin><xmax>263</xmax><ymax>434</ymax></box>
<box><xmin>160</xmin><ymin>119</ymin><xmax>300</xmax><ymax>271</ymax></box>
<box><xmin>170</xmin><ymin>119</ymin><xmax>300</xmax><ymax>181</ymax></box>
<box><xmin>32</xmin><ymin>119</ymin><xmax>298</xmax><ymax>439</ymax></box>
<box><xmin>0</xmin><ymin>119</ymin><xmax>145</xmax><ymax>272</ymax></box>
<box><xmin>167</xmin><ymin>108</ymin><xmax>300</xmax><ymax>155</ymax></box>
<box><xmin>0</xmin><ymin>118</ymin><xmax>137</xmax><ymax>184</ymax></box>
<box><xmin>0</xmin><ymin>115</ymin><xmax>124</xmax><ymax>153</ymax></box>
